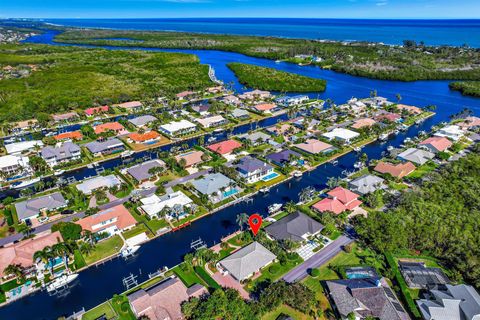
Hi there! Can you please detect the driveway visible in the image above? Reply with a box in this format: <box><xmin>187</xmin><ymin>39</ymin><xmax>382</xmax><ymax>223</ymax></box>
<box><xmin>0</xmin><ymin>187</ymin><xmax>157</xmax><ymax>247</ymax></box>
<box><xmin>283</xmin><ymin>234</ymin><xmax>354</xmax><ymax>283</ymax></box>
<box><xmin>211</xmin><ymin>272</ymin><xmax>250</xmax><ymax>299</ymax></box>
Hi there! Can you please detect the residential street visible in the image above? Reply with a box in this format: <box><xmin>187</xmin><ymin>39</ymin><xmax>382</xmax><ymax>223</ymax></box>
<box><xmin>282</xmin><ymin>233</ymin><xmax>354</xmax><ymax>283</ymax></box>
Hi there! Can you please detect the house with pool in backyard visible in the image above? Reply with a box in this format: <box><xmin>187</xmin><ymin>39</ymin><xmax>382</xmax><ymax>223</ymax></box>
<box><xmin>189</xmin><ymin>172</ymin><xmax>241</xmax><ymax>204</ymax></box>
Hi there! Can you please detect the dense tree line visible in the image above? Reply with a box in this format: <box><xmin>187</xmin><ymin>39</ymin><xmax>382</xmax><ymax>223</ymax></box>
<box><xmin>355</xmin><ymin>152</ymin><xmax>480</xmax><ymax>287</ymax></box>
<box><xmin>449</xmin><ymin>81</ymin><xmax>480</xmax><ymax>97</ymax></box>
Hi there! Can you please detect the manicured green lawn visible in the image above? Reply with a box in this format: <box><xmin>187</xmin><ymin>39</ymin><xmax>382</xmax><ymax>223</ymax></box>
<box><xmin>172</xmin><ymin>264</ymin><xmax>204</xmax><ymax>287</ymax></box>
<box><xmin>84</xmin><ymin>235</ymin><xmax>124</xmax><ymax>265</ymax></box>
<box><xmin>73</xmin><ymin>249</ymin><xmax>87</xmax><ymax>270</ymax></box>
<box><xmin>261</xmin><ymin>304</ymin><xmax>313</xmax><ymax>320</ymax></box>
<box><xmin>407</xmin><ymin>162</ymin><xmax>438</xmax><ymax>179</ymax></box>
<box><xmin>247</xmin><ymin>255</ymin><xmax>303</xmax><ymax>291</ymax></box>
<box><xmin>316</xmin><ymin>244</ymin><xmax>363</xmax><ymax>280</ymax></box>
<box><xmin>111</xmin><ymin>294</ymin><xmax>136</xmax><ymax>320</ymax></box>
<box><xmin>82</xmin><ymin>301</ymin><xmax>117</xmax><ymax>320</ymax></box>
<box><xmin>122</xmin><ymin>223</ymin><xmax>152</xmax><ymax>239</ymax></box>
<box><xmin>146</xmin><ymin>218</ymin><xmax>169</xmax><ymax>232</ymax></box>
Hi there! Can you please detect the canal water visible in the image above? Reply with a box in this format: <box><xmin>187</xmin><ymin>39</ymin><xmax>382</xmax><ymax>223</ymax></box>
<box><xmin>0</xmin><ymin>30</ymin><xmax>478</xmax><ymax>319</ymax></box>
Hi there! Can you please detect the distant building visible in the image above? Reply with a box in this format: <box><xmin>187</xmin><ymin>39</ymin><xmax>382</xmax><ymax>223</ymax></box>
<box><xmin>374</xmin><ymin>110</ymin><xmax>402</xmax><ymax>123</ymax></box>
<box><xmin>41</xmin><ymin>142</ymin><xmax>81</xmax><ymax>167</ymax></box>
<box><xmin>53</xmin><ymin>131</ymin><xmax>83</xmax><ymax>141</ymax></box>
<box><xmin>0</xmin><ymin>154</ymin><xmax>30</xmax><ymax>177</ymax></box>
<box><xmin>52</xmin><ymin>112</ymin><xmax>78</xmax><ymax>122</ymax></box>
<box><xmin>294</xmin><ymin>139</ymin><xmax>335</xmax><ymax>154</ymax></box>
<box><xmin>276</xmin><ymin>95</ymin><xmax>309</xmax><ymax>106</ymax></box>
<box><xmin>93</xmin><ymin>122</ymin><xmax>126</xmax><ymax>136</ymax></box>
<box><xmin>113</xmin><ymin>101</ymin><xmax>143</xmax><ymax>112</ymax></box>
<box><xmin>5</xmin><ymin>140</ymin><xmax>43</xmax><ymax>155</ymax></box>
<box><xmin>351</xmin><ymin>118</ymin><xmax>377</xmax><ymax>130</ymax></box>
<box><xmin>417</xmin><ymin>284</ymin><xmax>480</xmax><ymax>320</ymax></box>
<box><xmin>434</xmin><ymin>125</ymin><xmax>465</xmax><ymax>141</ymax></box>
<box><xmin>397</xmin><ymin>104</ymin><xmax>423</xmax><ymax>115</ymax></box>
<box><xmin>128</xmin><ymin>277</ymin><xmax>207</xmax><ymax>320</ymax></box>
<box><xmin>217</xmin><ymin>241</ymin><xmax>276</xmax><ymax>281</ymax></box>
<box><xmin>397</xmin><ymin>148</ymin><xmax>435</xmax><ymax>165</ymax></box>
<box><xmin>195</xmin><ymin>115</ymin><xmax>227</xmax><ymax>128</ymax></box>
<box><xmin>313</xmin><ymin>187</ymin><xmax>362</xmax><ymax>215</ymax></box>
<box><xmin>457</xmin><ymin>116</ymin><xmax>480</xmax><ymax>130</ymax></box>
<box><xmin>222</xmin><ymin>95</ymin><xmax>241</xmax><ymax>106</ymax></box>
<box><xmin>140</xmin><ymin>190</ymin><xmax>193</xmax><ymax>219</ymax></box>
<box><xmin>85</xmin><ymin>138</ymin><xmax>125</xmax><ymax>157</ymax></box>
<box><xmin>127</xmin><ymin>130</ymin><xmax>161</xmax><ymax>145</ymax></box>
<box><xmin>231</xmin><ymin>108</ymin><xmax>250</xmax><ymax>120</ymax></box>
<box><xmin>176</xmin><ymin>90</ymin><xmax>197</xmax><ymax>100</ymax></box>
<box><xmin>239</xmin><ymin>90</ymin><xmax>271</xmax><ymax>101</ymax></box>
<box><xmin>266</xmin><ymin>149</ymin><xmax>302</xmax><ymax>167</ymax></box>
<box><xmin>374</xmin><ymin>161</ymin><xmax>416</xmax><ymax>179</ymax></box>
<box><xmin>191</xmin><ymin>173</ymin><xmax>238</xmax><ymax>203</ymax></box>
<box><xmin>252</xmin><ymin>103</ymin><xmax>278</xmax><ymax>114</ymax></box>
<box><xmin>174</xmin><ymin>150</ymin><xmax>205</xmax><ymax>168</ymax></box>
<box><xmin>419</xmin><ymin>136</ymin><xmax>453</xmax><ymax>153</ymax></box>
<box><xmin>239</xmin><ymin>132</ymin><xmax>272</xmax><ymax>145</ymax></box>
<box><xmin>75</xmin><ymin>174</ymin><xmax>122</xmax><ymax>195</ymax></box>
<box><xmin>398</xmin><ymin>261</ymin><xmax>449</xmax><ymax>289</ymax></box>
<box><xmin>76</xmin><ymin>204</ymin><xmax>136</xmax><ymax>237</ymax></box>
<box><xmin>159</xmin><ymin>120</ymin><xmax>197</xmax><ymax>137</ymax></box>
<box><xmin>207</xmin><ymin>139</ymin><xmax>242</xmax><ymax>155</ymax></box>
<box><xmin>14</xmin><ymin>192</ymin><xmax>67</xmax><ymax>222</ymax></box>
<box><xmin>323</xmin><ymin>128</ymin><xmax>360</xmax><ymax>144</ymax></box>
<box><xmin>85</xmin><ymin>105</ymin><xmax>109</xmax><ymax>116</ymax></box>
<box><xmin>128</xmin><ymin>115</ymin><xmax>157</xmax><ymax>128</ymax></box>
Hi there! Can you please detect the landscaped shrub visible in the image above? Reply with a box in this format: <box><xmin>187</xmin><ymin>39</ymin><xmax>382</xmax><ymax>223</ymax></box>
<box><xmin>269</xmin><ymin>265</ymin><xmax>280</xmax><ymax>274</ymax></box>
<box><xmin>310</xmin><ymin>268</ymin><xmax>320</xmax><ymax>277</ymax></box>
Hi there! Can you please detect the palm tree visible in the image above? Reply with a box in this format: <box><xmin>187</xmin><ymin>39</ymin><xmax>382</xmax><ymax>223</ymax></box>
<box><xmin>236</xmin><ymin>213</ymin><xmax>249</xmax><ymax>231</ymax></box>
<box><xmin>284</xmin><ymin>201</ymin><xmax>297</xmax><ymax>214</ymax></box>
<box><xmin>4</xmin><ymin>264</ymin><xmax>25</xmax><ymax>283</ymax></box>
<box><xmin>79</xmin><ymin>241</ymin><xmax>94</xmax><ymax>256</ymax></box>
<box><xmin>52</xmin><ymin>243</ymin><xmax>70</xmax><ymax>271</ymax></box>
<box><xmin>33</xmin><ymin>246</ymin><xmax>53</xmax><ymax>275</ymax></box>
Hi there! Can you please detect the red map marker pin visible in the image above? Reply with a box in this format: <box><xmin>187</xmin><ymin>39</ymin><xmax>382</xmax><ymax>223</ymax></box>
<box><xmin>248</xmin><ymin>213</ymin><xmax>262</xmax><ymax>236</ymax></box>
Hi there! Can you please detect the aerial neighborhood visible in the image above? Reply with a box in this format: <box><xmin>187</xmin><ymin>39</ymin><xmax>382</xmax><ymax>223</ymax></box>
<box><xmin>0</xmin><ymin>79</ymin><xmax>478</xmax><ymax>320</ymax></box>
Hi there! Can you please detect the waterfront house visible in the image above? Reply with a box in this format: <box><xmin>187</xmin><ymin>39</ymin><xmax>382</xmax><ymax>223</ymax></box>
<box><xmin>351</xmin><ymin>118</ymin><xmax>377</xmax><ymax>130</ymax></box>
<box><xmin>191</xmin><ymin>172</ymin><xmax>238</xmax><ymax>203</ymax></box>
<box><xmin>251</xmin><ymin>103</ymin><xmax>278</xmax><ymax>114</ymax></box>
<box><xmin>195</xmin><ymin>115</ymin><xmax>227</xmax><ymax>128</ymax></box>
<box><xmin>397</xmin><ymin>104</ymin><xmax>423</xmax><ymax>115</ymax></box>
<box><xmin>222</xmin><ymin>95</ymin><xmax>241</xmax><ymax>106</ymax></box>
<box><xmin>325</xmin><ymin>277</ymin><xmax>410</xmax><ymax>320</ymax></box>
<box><xmin>276</xmin><ymin>95</ymin><xmax>309</xmax><ymax>106</ymax></box>
<box><xmin>53</xmin><ymin>131</ymin><xmax>83</xmax><ymax>141</ymax></box>
<box><xmin>266</xmin><ymin>149</ymin><xmax>302</xmax><ymax>167</ymax></box>
<box><xmin>41</xmin><ymin>142</ymin><xmax>81</xmax><ymax>167</ymax></box>
<box><xmin>217</xmin><ymin>241</ymin><xmax>276</xmax><ymax>282</ymax></box>
<box><xmin>349</xmin><ymin>174</ymin><xmax>386</xmax><ymax>195</ymax></box>
<box><xmin>176</xmin><ymin>90</ymin><xmax>197</xmax><ymax>100</ymax></box>
<box><xmin>5</xmin><ymin>140</ymin><xmax>43</xmax><ymax>155</ymax></box>
<box><xmin>140</xmin><ymin>190</ymin><xmax>193</xmax><ymax>219</ymax></box>
<box><xmin>75</xmin><ymin>174</ymin><xmax>122</xmax><ymax>195</ymax></box>
<box><xmin>231</xmin><ymin>108</ymin><xmax>251</xmax><ymax>120</ymax></box>
<box><xmin>174</xmin><ymin>150</ymin><xmax>205</xmax><ymax>168</ymax></box>
<box><xmin>434</xmin><ymin>125</ymin><xmax>465</xmax><ymax>141</ymax></box>
<box><xmin>457</xmin><ymin>116</ymin><xmax>480</xmax><ymax>130</ymax></box>
<box><xmin>239</xmin><ymin>131</ymin><xmax>271</xmax><ymax>145</ymax></box>
<box><xmin>239</xmin><ymin>90</ymin><xmax>271</xmax><ymax>101</ymax></box>
<box><xmin>51</xmin><ymin>111</ymin><xmax>78</xmax><ymax>122</ymax></box>
<box><xmin>235</xmin><ymin>156</ymin><xmax>274</xmax><ymax>184</ymax></box>
<box><xmin>85</xmin><ymin>138</ymin><xmax>125</xmax><ymax>157</ymax></box>
<box><xmin>128</xmin><ymin>277</ymin><xmax>207</xmax><ymax>320</ymax></box>
<box><xmin>417</xmin><ymin>284</ymin><xmax>480</xmax><ymax>320</ymax></box>
<box><xmin>159</xmin><ymin>119</ymin><xmax>197</xmax><ymax>137</ymax></box>
<box><xmin>322</xmin><ymin>128</ymin><xmax>360</xmax><ymax>144</ymax></box>
<box><xmin>85</xmin><ymin>105</ymin><xmax>109</xmax><ymax>116</ymax></box>
<box><xmin>265</xmin><ymin>212</ymin><xmax>323</xmax><ymax>242</ymax></box>
<box><xmin>0</xmin><ymin>231</ymin><xmax>63</xmax><ymax>278</ymax></box>
<box><xmin>374</xmin><ymin>110</ymin><xmax>402</xmax><ymax>123</ymax></box>
<box><xmin>266</xmin><ymin>124</ymin><xmax>299</xmax><ymax>137</ymax></box>
<box><xmin>397</xmin><ymin>148</ymin><xmax>435</xmax><ymax>165</ymax></box>
<box><xmin>128</xmin><ymin>115</ymin><xmax>157</xmax><ymax>128</ymax></box>
<box><xmin>113</xmin><ymin>101</ymin><xmax>143</xmax><ymax>112</ymax></box>
<box><xmin>126</xmin><ymin>159</ymin><xmax>166</xmax><ymax>183</ymax></box>
<box><xmin>374</xmin><ymin>161</ymin><xmax>416</xmax><ymax>179</ymax></box>
<box><xmin>207</xmin><ymin>139</ymin><xmax>242</xmax><ymax>155</ymax></box>
<box><xmin>93</xmin><ymin>122</ymin><xmax>127</xmax><ymax>136</ymax></box>
<box><xmin>76</xmin><ymin>204</ymin><xmax>136</xmax><ymax>237</ymax></box>
<box><xmin>0</xmin><ymin>154</ymin><xmax>30</xmax><ymax>177</ymax></box>
<box><xmin>294</xmin><ymin>139</ymin><xmax>335</xmax><ymax>155</ymax></box>
<box><xmin>313</xmin><ymin>187</ymin><xmax>362</xmax><ymax>215</ymax></box>
<box><xmin>207</xmin><ymin>85</ymin><xmax>224</xmax><ymax>94</ymax></box>
<box><xmin>13</xmin><ymin>119</ymin><xmax>38</xmax><ymax>134</ymax></box>
<box><xmin>419</xmin><ymin>136</ymin><xmax>453</xmax><ymax>153</ymax></box>
<box><xmin>127</xmin><ymin>130</ymin><xmax>162</xmax><ymax>145</ymax></box>
<box><xmin>191</xmin><ymin>103</ymin><xmax>210</xmax><ymax>116</ymax></box>
<box><xmin>15</xmin><ymin>192</ymin><xmax>67</xmax><ymax>222</ymax></box>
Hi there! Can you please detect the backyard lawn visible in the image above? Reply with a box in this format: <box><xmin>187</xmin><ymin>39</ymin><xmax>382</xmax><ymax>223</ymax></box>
<box><xmin>84</xmin><ymin>235</ymin><xmax>124</xmax><ymax>265</ymax></box>
<box><xmin>302</xmin><ymin>276</ymin><xmax>333</xmax><ymax>318</ymax></box>
<box><xmin>172</xmin><ymin>264</ymin><xmax>204</xmax><ymax>287</ymax></box>
<box><xmin>122</xmin><ymin>223</ymin><xmax>152</xmax><ymax>239</ymax></box>
<box><xmin>247</xmin><ymin>255</ymin><xmax>303</xmax><ymax>291</ymax></box>
<box><xmin>82</xmin><ymin>301</ymin><xmax>117</xmax><ymax>320</ymax></box>
<box><xmin>315</xmin><ymin>244</ymin><xmax>363</xmax><ymax>280</ymax></box>
<box><xmin>111</xmin><ymin>294</ymin><xmax>136</xmax><ymax>320</ymax></box>
<box><xmin>261</xmin><ymin>304</ymin><xmax>313</xmax><ymax>320</ymax></box>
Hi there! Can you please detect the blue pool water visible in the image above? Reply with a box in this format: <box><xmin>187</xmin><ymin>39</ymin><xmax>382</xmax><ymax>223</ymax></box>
<box><xmin>262</xmin><ymin>172</ymin><xmax>280</xmax><ymax>182</ymax></box>
<box><xmin>223</xmin><ymin>189</ymin><xmax>239</xmax><ymax>198</ymax></box>
<box><xmin>347</xmin><ymin>273</ymin><xmax>371</xmax><ymax>280</ymax></box>
<box><xmin>47</xmin><ymin>257</ymin><xmax>64</xmax><ymax>269</ymax></box>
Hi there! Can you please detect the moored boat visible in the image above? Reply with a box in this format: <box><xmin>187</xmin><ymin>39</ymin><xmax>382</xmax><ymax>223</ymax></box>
<box><xmin>268</xmin><ymin>203</ymin><xmax>282</xmax><ymax>214</ymax></box>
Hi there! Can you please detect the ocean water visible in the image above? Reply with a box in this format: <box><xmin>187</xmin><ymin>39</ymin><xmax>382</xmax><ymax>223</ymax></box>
<box><xmin>43</xmin><ymin>18</ymin><xmax>480</xmax><ymax>47</ymax></box>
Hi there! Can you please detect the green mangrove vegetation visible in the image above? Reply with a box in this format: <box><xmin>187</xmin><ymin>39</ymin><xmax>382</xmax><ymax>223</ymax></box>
<box><xmin>55</xmin><ymin>29</ymin><xmax>480</xmax><ymax>82</ymax></box>
<box><xmin>227</xmin><ymin>62</ymin><xmax>326</xmax><ymax>92</ymax></box>
<box><xmin>0</xmin><ymin>44</ymin><xmax>212</xmax><ymax>121</ymax></box>
<box><xmin>449</xmin><ymin>81</ymin><xmax>480</xmax><ymax>97</ymax></box>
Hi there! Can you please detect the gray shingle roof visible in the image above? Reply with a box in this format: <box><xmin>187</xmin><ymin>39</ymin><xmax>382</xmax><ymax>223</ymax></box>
<box><xmin>231</xmin><ymin>108</ymin><xmax>250</xmax><ymax>118</ymax></box>
<box><xmin>265</xmin><ymin>212</ymin><xmax>323</xmax><ymax>242</ymax></box>
<box><xmin>127</xmin><ymin>159</ymin><xmax>165</xmax><ymax>182</ymax></box>
<box><xmin>128</xmin><ymin>115</ymin><xmax>157</xmax><ymax>127</ymax></box>
<box><xmin>191</xmin><ymin>173</ymin><xmax>233</xmax><ymax>195</ymax></box>
<box><xmin>219</xmin><ymin>241</ymin><xmax>276</xmax><ymax>281</ymax></box>
<box><xmin>41</xmin><ymin>142</ymin><xmax>80</xmax><ymax>162</ymax></box>
<box><xmin>236</xmin><ymin>156</ymin><xmax>273</xmax><ymax>174</ymax></box>
<box><xmin>349</xmin><ymin>174</ymin><xmax>386</xmax><ymax>195</ymax></box>
<box><xmin>14</xmin><ymin>192</ymin><xmax>67</xmax><ymax>220</ymax></box>
<box><xmin>398</xmin><ymin>148</ymin><xmax>435</xmax><ymax>165</ymax></box>
<box><xmin>85</xmin><ymin>138</ymin><xmax>124</xmax><ymax>154</ymax></box>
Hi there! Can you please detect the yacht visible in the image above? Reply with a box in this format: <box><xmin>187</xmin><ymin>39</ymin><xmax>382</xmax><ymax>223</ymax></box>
<box><xmin>404</xmin><ymin>137</ymin><xmax>412</xmax><ymax>143</ymax></box>
<box><xmin>207</xmin><ymin>136</ymin><xmax>217</xmax><ymax>143</ymax></box>
<box><xmin>331</xmin><ymin>160</ymin><xmax>339</xmax><ymax>166</ymax></box>
<box><xmin>379</xmin><ymin>133</ymin><xmax>388</xmax><ymax>141</ymax></box>
<box><xmin>268</xmin><ymin>203</ymin><xmax>282</xmax><ymax>214</ymax></box>
<box><xmin>260</xmin><ymin>187</ymin><xmax>270</xmax><ymax>194</ymax></box>
<box><xmin>121</xmin><ymin>150</ymin><xmax>134</xmax><ymax>158</ymax></box>
<box><xmin>213</xmin><ymin>128</ymin><xmax>225</xmax><ymax>133</ymax></box>
<box><xmin>293</xmin><ymin>171</ymin><xmax>302</xmax><ymax>178</ymax></box>
<box><xmin>387</xmin><ymin>146</ymin><xmax>394</xmax><ymax>152</ymax></box>
<box><xmin>12</xmin><ymin>177</ymin><xmax>40</xmax><ymax>190</ymax></box>
<box><xmin>353</xmin><ymin>146</ymin><xmax>362</xmax><ymax>152</ymax></box>
<box><xmin>353</xmin><ymin>161</ymin><xmax>364</xmax><ymax>169</ymax></box>
<box><xmin>121</xmin><ymin>245</ymin><xmax>140</xmax><ymax>259</ymax></box>
<box><xmin>393</xmin><ymin>130</ymin><xmax>400</xmax><ymax>135</ymax></box>
<box><xmin>46</xmin><ymin>273</ymin><xmax>78</xmax><ymax>293</ymax></box>
<box><xmin>54</xmin><ymin>170</ymin><xmax>65</xmax><ymax>176</ymax></box>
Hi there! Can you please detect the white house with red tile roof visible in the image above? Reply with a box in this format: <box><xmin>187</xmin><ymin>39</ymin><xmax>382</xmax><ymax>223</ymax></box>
<box><xmin>294</xmin><ymin>139</ymin><xmax>335</xmax><ymax>155</ymax></box>
<box><xmin>85</xmin><ymin>106</ymin><xmax>109</xmax><ymax>116</ymax></box>
<box><xmin>207</xmin><ymin>139</ymin><xmax>242</xmax><ymax>155</ymax></box>
<box><xmin>374</xmin><ymin>161</ymin><xmax>416</xmax><ymax>179</ymax></box>
<box><xmin>312</xmin><ymin>198</ymin><xmax>347</xmax><ymax>215</ymax></box>
<box><xmin>76</xmin><ymin>204</ymin><xmax>136</xmax><ymax>237</ymax></box>
<box><xmin>419</xmin><ymin>136</ymin><xmax>453</xmax><ymax>153</ymax></box>
<box><xmin>175</xmin><ymin>150</ymin><xmax>205</xmax><ymax>167</ymax></box>
<box><xmin>327</xmin><ymin>187</ymin><xmax>362</xmax><ymax>210</ymax></box>
<box><xmin>94</xmin><ymin>122</ymin><xmax>127</xmax><ymax>135</ymax></box>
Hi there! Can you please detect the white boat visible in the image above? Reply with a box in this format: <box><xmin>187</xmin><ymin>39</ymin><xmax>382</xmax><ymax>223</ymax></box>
<box><xmin>46</xmin><ymin>273</ymin><xmax>78</xmax><ymax>293</ymax></box>
<box><xmin>275</xmin><ymin>60</ymin><xmax>281</xmax><ymax>63</ymax></box>
<box><xmin>404</xmin><ymin>137</ymin><xmax>412</xmax><ymax>143</ymax></box>
<box><xmin>12</xmin><ymin>177</ymin><xmax>40</xmax><ymax>189</ymax></box>
<box><xmin>379</xmin><ymin>133</ymin><xmax>388</xmax><ymax>141</ymax></box>
<box><xmin>353</xmin><ymin>161</ymin><xmax>364</xmax><ymax>169</ymax></box>
<box><xmin>121</xmin><ymin>245</ymin><xmax>140</xmax><ymax>258</ymax></box>
<box><xmin>86</xmin><ymin>164</ymin><xmax>93</xmax><ymax>169</ymax></box>
<box><xmin>213</xmin><ymin>128</ymin><xmax>225</xmax><ymax>133</ymax></box>
<box><xmin>207</xmin><ymin>136</ymin><xmax>217</xmax><ymax>143</ymax></box>
<box><xmin>260</xmin><ymin>187</ymin><xmax>270</xmax><ymax>193</ymax></box>
<box><xmin>331</xmin><ymin>160</ymin><xmax>339</xmax><ymax>166</ymax></box>
<box><xmin>393</xmin><ymin>130</ymin><xmax>400</xmax><ymax>135</ymax></box>
<box><xmin>54</xmin><ymin>170</ymin><xmax>65</xmax><ymax>176</ymax></box>
<box><xmin>399</xmin><ymin>124</ymin><xmax>408</xmax><ymax>131</ymax></box>
<box><xmin>121</xmin><ymin>150</ymin><xmax>134</xmax><ymax>158</ymax></box>
<box><xmin>387</xmin><ymin>146</ymin><xmax>394</xmax><ymax>152</ymax></box>
<box><xmin>353</xmin><ymin>147</ymin><xmax>362</xmax><ymax>152</ymax></box>
<box><xmin>293</xmin><ymin>171</ymin><xmax>302</xmax><ymax>178</ymax></box>
<box><xmin>268</xmin><ymin>203</ymin><xmax>283</xmax><ymax>214</ymax></box>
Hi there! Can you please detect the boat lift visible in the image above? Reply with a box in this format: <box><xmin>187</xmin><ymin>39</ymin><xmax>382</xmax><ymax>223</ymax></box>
<box><xmin>190</xmin><ymin>238</ymin><xmax>207</xmax><ymax>251</ymax></box>
<box><xmin>122</xmin><ymin>273</ymin><xmax>138</xmax><ymax>290</ymax></box>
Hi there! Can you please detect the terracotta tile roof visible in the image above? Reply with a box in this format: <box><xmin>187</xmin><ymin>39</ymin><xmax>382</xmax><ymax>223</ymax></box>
<box><xmin>54</xmin><ymin>131</ymin><xmax>83</xmax><ymax>141</ymax></box>
<box><xmin>207</xmin><ymin>139</ymin><xmax>242</xmax><ymax>155</ymax></box>
<box><xmin>253</xmin><ymin>103</ymin><xmax>276</xmax><ymax>111</ymax></box>
<box><xmin>128</xmin><ymin>130</ymin><xmax>160</xmax><ymax>143</ymax></box>
<box><xmin>175</xmin><ymin>150</ymin><xmax>205</xmax><ymax>167</ymax></box>
<box><xmin>457</xmin><ymin>116</ymin><xmax>480</xmax><ymax>129</ymax></box>
<box><xmin>419</xmin><ymin>136</ymin><xmax>453</xmax><ymax>152</ymax></box>
<box><xmin>327</xmin><ymin>187</ymin><xmax>361</xmax><ymax>208</ymax></box>
<box><xmin>397</xmin><ymin>104</ymin><xmax>423</xmax><ymax>115</ymax></box>
<box><xmin>176</xmin><ymin>91</ymin><xmax>195</xmax><ymax>98</ymax></box>
<box><xmin>374</xmin><ymin>161</ymin><xmax>416</xmax><ymax>179</ymax></box>
<box><xmin>113</xmin><ymin>101</ymin><xmax>142</xmax><ymax>109</ymax></box>
<box><xmin>351</xmin><ymin>118</ymin><xmax>377</xmax><ymax>129</ymax></box>
<box><xmin>76</xmin><ymin>204</ymin><xmax>136</xmax><ymax>233</ymax></box>
<box><xmin>94</xmin><ymin>122</ymin><xmax>125</xmax><ymax>134</ymax></box>
<box><xmin>294</xmin><ymin>139</ymin><xmax>334</xmax><ymax>154</ymax></box>
<box><xmin>312</xmin><ymin>198</ymin><xmax>347</xmax><ymax>215</ymax></box>
<box><xmin>0</xmin><ymin>231</ymin><xmax>63</xmax><ymax>277</ymax></box>
<box><xmin>374</xmin><ymin>111</ymin><xmax>401</xmax><ymax>122</ymax></box>
<box><xmin>85</xmin><ymin>106</ymin><xmax>109</xmax><ymax>115</ymax></box>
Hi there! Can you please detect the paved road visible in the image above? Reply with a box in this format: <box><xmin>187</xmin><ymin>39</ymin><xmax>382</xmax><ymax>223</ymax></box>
<box><xmin>0</xmin><ymin>188</ymin><xmax>156</xmax><ymax>247</ymax></box>
<box><xmin>282</xmin><ymin>234</ymin><xmax>355</xmax><ymax>283</ymax></box>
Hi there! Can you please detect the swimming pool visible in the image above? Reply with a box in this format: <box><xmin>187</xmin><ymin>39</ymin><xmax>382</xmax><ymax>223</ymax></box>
<box><xmin>261</xmin><ymin>172</ymin><xmax>280</xmax><ymax>182</ymax></box>
<box><xmin>47</xmin><ymin>257</ymin><xmax>64</xmax><ymax>269</ymax></box>
<box><xmin>223</xmin><ymin>189</ymin><xmax>238</xmax><ymax>198</ymax></box>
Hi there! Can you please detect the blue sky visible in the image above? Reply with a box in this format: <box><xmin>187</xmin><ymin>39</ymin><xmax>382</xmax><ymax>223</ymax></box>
<box><xmin>2</xmin><ymin>0</ymin><xmax>480</xmax><ymax>19</ymax></box>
